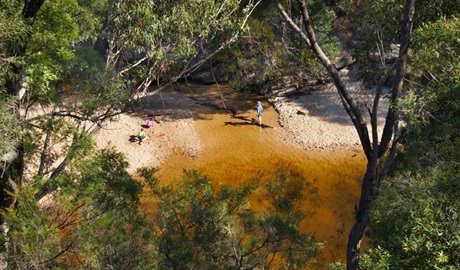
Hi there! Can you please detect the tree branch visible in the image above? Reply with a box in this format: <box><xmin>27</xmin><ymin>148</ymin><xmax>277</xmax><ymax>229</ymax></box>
<box><xmin>118</xmin><ymin>56</ymin><xmax>148</xmax><ymax>76</ymax></box>
<box><xmin>275</xmin><ymin>0</ymin><xmax>372</xmax><ymax>159</ymax></box>
<box><xmin>39</xmin><ymin>244</ymin><xmax>72</xmax><ymax>265</ymax></box>
<box><xmin>133</xmin><ymin>0</ymin><xmax>262</xmax><ymax>100</ymax></box>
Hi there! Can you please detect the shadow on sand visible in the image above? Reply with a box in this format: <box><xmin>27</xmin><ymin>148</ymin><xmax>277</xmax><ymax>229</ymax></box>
<box><xmin>224</xmin><ymin>117</ymin><xmax>273</xmax><ymax>129</ymax></box>
<box><xmin>129</xmin><ymin>135</ymin><xmax>138</xmax><ymax>143</ymax></box>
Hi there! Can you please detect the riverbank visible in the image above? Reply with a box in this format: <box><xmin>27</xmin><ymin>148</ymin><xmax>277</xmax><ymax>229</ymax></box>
<box><xmin>93</xmin><ymin>69</ymin><xmax>386</xmax><ymax>174</ymax></box>
<box><xmin>92</xmin><ymin>81</ymin><xmax>373</xmax><ymax>266</ymax></box>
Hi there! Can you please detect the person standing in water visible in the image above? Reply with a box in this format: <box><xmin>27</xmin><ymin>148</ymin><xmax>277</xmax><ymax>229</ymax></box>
<box><xmin>256</xmin><ymin>101</ymin><xmax>263</xmax><ymax>126</ymax></box>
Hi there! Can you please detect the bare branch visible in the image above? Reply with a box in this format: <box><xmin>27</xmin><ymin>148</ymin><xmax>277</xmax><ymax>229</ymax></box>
<box><xmin>39</xmin><ymin>244</ymin><xmax>72</xmax><ymax>265</ymax></box>
<box><xmin>118</xmin><ymin>56</ymin><xmax>148</xmax><ymax>76</ymax></box>
<box><xmin>275</xmin><ymin>0</ymin><xmax>372</xmax><ymax>158</ymax></box>
<box><xmin>56</xmin><ymin>203</ymin><xmax>85</xmax><ymax>229</ymax></box>
<box><xmin>133</xmin><ymin>0</ymin><xmax>262</xmax><ymax>100</ymax></box>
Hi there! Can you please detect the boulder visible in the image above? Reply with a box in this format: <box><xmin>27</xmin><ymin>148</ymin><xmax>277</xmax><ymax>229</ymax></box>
<box><xmin>188</xmin><ymin>66</ymin><xmax>228</xmax><ymax>84</ymax></box>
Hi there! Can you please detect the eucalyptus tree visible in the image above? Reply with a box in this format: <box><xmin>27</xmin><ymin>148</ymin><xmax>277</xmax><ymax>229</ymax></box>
<box><xmin>0</xmin><ymin>1</ymin><xmax>143</xmax><ymax>268</ymax></box>
<box><xmin>360</xmin><ymin>170</ymin><xmax>460</xmax><ymax>269</ymax></box>
<box><xmin>1</xmin><ymin>0</ymin><xmax>262</xmax><ymax>206</ymax></box>
<box><xmin>0</xmin><ymin>2</ymin><xmax>23</xmax><ymax>200</ymax></box>
<box><xmin>360</xmin><ymin>9</ymin><xmax>460</xmax><ymax>269</ymax></box>
<box><xmin>273</xmin><ymin>0</ymin><xmax>415</xmax><ymax>269</ymax></box>
<box><xmin>139</xmin><ymin>166</ymin><xmax>320</xmax><ymax>269</ymax></box>
<box><xmin>103</xmin><ymin>0</ymin><xmax>262</xmax><ymax>99</ymax></box>
<box><xmin>2</xmin><ymin>148</ymin><xmax>147</xmax><ymax>269</ymax></box>
<box><xmin>216</xmin><ymin>0</ymin><xmax>339</xmax><ymax>92</ymax></box>
<box><xmin>0</xmin><ymin>0</ymin><xmax>265</xmax><ymax>268</ymax></box>
<box><xmin>0</xmin><ymin>0</ymin><xmax>127</xmax><ymax>209</ymax></box>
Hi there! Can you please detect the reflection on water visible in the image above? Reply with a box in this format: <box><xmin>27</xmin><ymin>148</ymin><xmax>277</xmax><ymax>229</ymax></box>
<box><xmin>155</xmin><ymin>83</ymin><xmax>366</xmax><ymax>267</ymax></box>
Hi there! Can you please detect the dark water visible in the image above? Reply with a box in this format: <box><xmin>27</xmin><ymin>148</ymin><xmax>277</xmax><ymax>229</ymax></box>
<box><xmin>154</xmin><ymin>84</ymin><xmax>367</xmax><ymax>266</ymax></box>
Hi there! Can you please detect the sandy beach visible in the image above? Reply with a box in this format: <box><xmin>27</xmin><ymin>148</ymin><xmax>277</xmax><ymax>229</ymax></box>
<box><xmin>92</xmin><ymin>69</ymin><xmax>387</xmax><ymax>174</ymax></box>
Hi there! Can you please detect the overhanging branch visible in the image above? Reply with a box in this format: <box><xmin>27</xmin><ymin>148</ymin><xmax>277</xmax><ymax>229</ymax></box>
<box><xmin>275</xmin><ymin>0</ymin><xmax>372</xmax><ymax>158</ymax></box>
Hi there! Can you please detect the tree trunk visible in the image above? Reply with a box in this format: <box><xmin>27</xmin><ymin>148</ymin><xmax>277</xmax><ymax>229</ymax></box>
<box><xmin>274</xmin><ymin>0</ymin><xmax>415</xmax><ymax>268</ymax></box>
<box><xmin>346</xmin><ymin>1</ymin><xmax>415</xmax><ymax>269</ymax></box>
<box><xmin>22</xmin><ymin>0</ymin><xmax>46</xmax><ymax>19</ymax></box>
<box><xmin>346</xmin><ymin>159</ymin><xmax>378</xmax><ymax>270</ymax></box>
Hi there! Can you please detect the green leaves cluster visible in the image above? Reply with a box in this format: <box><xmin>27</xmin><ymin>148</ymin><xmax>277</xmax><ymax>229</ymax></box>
<box><xmin>2</xmin><ymin>147</ymin><xmax>146</xmax><ymax>269</ymax></box>
<box><xmin>2</xmin><ymin>163</ymin><xmax>321</xmax><ymax>269</ymax></box>
<box><xmin>361</xmin><ymin>169</ymin><xmax>460</xmax><ymax>269</ymax></box>
<box><xmin>3</xmin><ymin>187</ymin><xmax>61</xmax><ymax>270</ymax></box>
<box><xmin>105</xmin><ymin>0</ymin><xmax>255</xmax><ymax>87</ymax></box>
<box><xmin>396</xmin><ymin>13</ymin><xmax>460</xmax><ymax>169</ymax></box>
<box><xmin>410</xmin><ymin>14</ymin><xmax>460</xmax><ymax>127</ymax></box>
<box><xmin>24</xmin><ymin>0</ymin><xmax>94</xmax><ymax>103</ymax></box>
<box><xmin>0</xmin><ymin>91</ymin><xmax>21</xmax><ymax>159</ymax></box>
<box><xmin>139</xmin><ymin>165</ymin><xmax>321</xmax><ymax>269</ymax></box>
<box><xmin>0</xmin><ymin>0</ymin><xmax>27</xmax><ymax>82</ymax></box>
<box><xmin>221</xmin><ymin>0</ymin><xmax>338</xmax><ymax>91</ymax></box>
<box><xmin>354</xmin><ymin>3</ymin><xmax>460</xmax><ymax>268</ymax></box>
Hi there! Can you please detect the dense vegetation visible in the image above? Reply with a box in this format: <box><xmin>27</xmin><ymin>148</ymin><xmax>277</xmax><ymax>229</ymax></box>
<box><xmin>360</xmin><ymin>5</ymin><xmax>460</xmax><ymax>268</ymax></box>
<box><xmin>1</xmin><ymin>0</ymin><xmax>459</xmax><ymax>269</ymax></box>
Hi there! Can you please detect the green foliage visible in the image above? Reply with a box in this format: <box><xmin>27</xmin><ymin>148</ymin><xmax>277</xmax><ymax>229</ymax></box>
<box><xmin>72</xmin><ymin>0</ymin><xmax>109</xmax><ymax>41</ymax></box>
<box><xmin>58</xmin><ymin>148</ymin><xmax>142</xmax><ymax>209</ymax></box>
<box><xmin>104</xmin><ymin>0</ymin><xmax>255</xmax><ymax>88</ymax></box>
<box><xmin>60</xmin><ymin>45</ymin><xmax>134</xmax><ymax>117</ymax></box>
<box><xmin>360</xmin><ymin>246</ymin><xmax>395</xmax><ymax>270</ymax></box>
<box><xmin>327</xmin><ymin>261</ymin><xmax>347</xmax><ymax>270</ymax></box>
<box><xmin>256</xmin><ymin>164</ymin><xmax>320</xmax><ymax>268</ymax></box>
<box><xmin>410</xmin><ymin>15</ymin><xmax>460</xmax><ymax>126</ymax></box>
<box><xmin>4</xmin><ymin>140</ymin><xmax>321</xmax><ymax>269</ymax></box>
<box><xmin>219</xmin><ymin>16</ymin><xmax>283</xmax><ymax>90</ymax></box>
<box><xmin>361</xmin><ymin>169</ymin><xmax>460</xmax><ymax>269</ymax></box>
<box><xmin>221</xmin><ymin>0</ymin><xmax>338</xmax><ymax>91</ymax></box>
<box><xmin>412</xmin><ymin>0</ymin><xmax>459</xmax><ymax>24</ymax></box>
<box><xmin>303</xmin><ymin>0</ymin><xmax>340</xmax><ymax>71</ymax></box>
<box><xmin>140</xmin><ymin>165</ymin><xmax>321</xmax><ymax>269</ymax></box>
<box><xmin>0</xmin><ymin>90</ymin><xmax>21</xmax><ymax>159</ymax></box>
<box><xmin>365</xmin><ymin>16</ymin><xmax>460</xmax><ymax>261</ymax></box>
<box><xmin>396</xmin><ymin>14</ymin><xmax>460</xmax><ymax>170</ymax></box>
<box><xmin>264</xmin><ymin>165</ymin><xmax>318</xmax><ymax>214</ymax></box>
<box><xmin>0</xmin><ymin>0</ymin><xmax>28</xmax><ymax>81</ymax></box>
<box><xmin>23</xmin><ymin>116</ymin><xmax>82</xmax><ymax>177</ymax></box>
<box><xmin>3</xmin><ymin>187</ymin><xmax>61</xmax><ymax>269</ymax></box>
<box><xmin>2</xmin><ymin>147</ymin><xmax>147</xmax><ymax>269</ymax></box>
<box><xmin>26</xmin><ymin>0</ymin><xmax>80</xmax><ymax>103</ymax></box>
<box><xmin>351</xmin><ymin>0</ymin><xmax>459</xmax><ymax>80</ymax></box>
<box><xmin>0</xmin><ymin>1</ymin><xmax>129</xmax><ymax>189</ymax></box>
<box><xmin>2</xmin><ymin>0</ymin><xmax>119</xmax><ymax>110</ymax></box>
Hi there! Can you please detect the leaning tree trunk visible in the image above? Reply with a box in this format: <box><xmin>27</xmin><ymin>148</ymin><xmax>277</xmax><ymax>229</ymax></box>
<box><xmin>274</xmin><ymin>0</ymin><xmax>415</xmax><ymax>269</ymax></box>
<box><xmin>346</xmin><ymin>1</ymin><xmax>414</xmax><ymax>269</ymax></box>
<box><xmin>346</xmin><ymin>157</ymin><xmax>379</xmax><ymax>269</ymax></box>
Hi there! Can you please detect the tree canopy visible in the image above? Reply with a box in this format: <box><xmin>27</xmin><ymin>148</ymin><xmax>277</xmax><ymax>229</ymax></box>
<box><xmin>1</xmin><ymin>0</ymin><xmax>459</xmax><ymax>269</ymax></box>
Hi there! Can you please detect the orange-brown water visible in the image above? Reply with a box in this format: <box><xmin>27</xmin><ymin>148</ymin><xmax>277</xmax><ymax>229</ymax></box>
<box><xmin>155</xmin><ymin>84</ymin><xmax>366</xmax><ymax>267</ymax></box>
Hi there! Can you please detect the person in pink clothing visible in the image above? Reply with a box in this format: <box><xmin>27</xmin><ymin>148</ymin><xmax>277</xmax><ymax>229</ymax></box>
<box><xmin>146</xmin><ymin>118</ymin><xmax>153</xmax><ymax>128</ymax></box>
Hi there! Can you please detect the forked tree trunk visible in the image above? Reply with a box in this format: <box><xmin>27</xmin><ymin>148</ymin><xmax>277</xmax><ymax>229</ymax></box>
<box><xmin>347</xmin><ymin>1</ymin><xmax>415</xmax><ymax>268</ymax></box>
<box><xmin>274</xmin><ymin>0</ymin><xmax>415</xmax><ymax>269</ymax></box>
